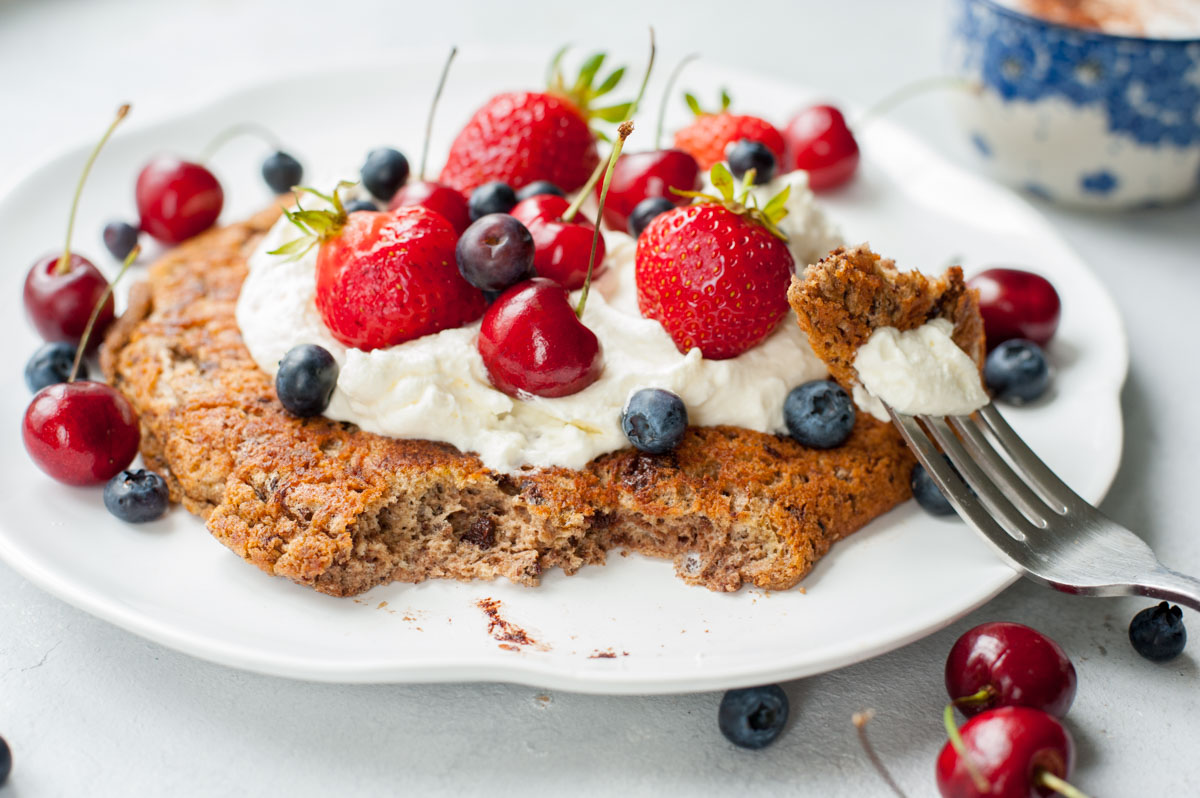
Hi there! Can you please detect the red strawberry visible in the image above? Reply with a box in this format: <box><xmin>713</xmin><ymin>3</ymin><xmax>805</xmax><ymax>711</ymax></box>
<box><xmin>635</xmin><ymin>164</ymin><xmax>794</xmax><ymax>360</ymax></box>
<box><xmin>439</xmin><ymin>50</ymin><xmax>632</xmax><ymax>193</ymax></box>
<box><xmin>673</xmin><ymin>90</ymin><xmax>785</xmax><ymax>171</ymax></box>
<box><xmin>270</xmin><ymin>187</ymin><xmax>486</xmax><ymax>352</ymax></box>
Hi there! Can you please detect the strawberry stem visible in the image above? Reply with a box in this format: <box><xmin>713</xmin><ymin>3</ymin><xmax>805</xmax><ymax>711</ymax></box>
<box><xmin>59</xmin><ymin>104</ymin><xmax>130</xmax><ymax>276</ymax></box>
<box><xmin>199</xmin><ymin>122</ymin><xmax>283</xmax><ymax>163</ymax></box>
<box><xmin>1035</xmin><ymin>769</ymin><xmax>1092</xmax><ymax>798</ymax></box>
<box><xmin>69</xmin><ymin>244</ymin><xmax>139</xmax><ymax>382</ymax></box>
<box><xmin>852</xmin><ymin>710</ymin><xmax>909</xmax><ymax>798</ymax></box>
<box><xmin>575</xmin><ymin>120</ymin><xmax>633</xmax><ymax>319</ymax></box>
<box><xmin>420</xmin><ymin>45</ymin><xmax>458</xmax><ymax>181</ymax></box>
<box><xmin>656</xmin><ymin>52</ymin><xmax>698</xmax><ymax>149</ymax></box>
<box><xmin>943</xmin><ymin>703</ymin><xmax>991</xmax><ymax>794</ymax></box>
<box><xmin>853</xmin><ymin>75</ymin><xmax>981</xmax><ymax>130</ymax></box>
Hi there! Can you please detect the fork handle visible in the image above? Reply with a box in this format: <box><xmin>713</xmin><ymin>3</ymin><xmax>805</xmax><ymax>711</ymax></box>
<box><xmin>1137</xmin><ymin>566</ymin><xmax>1200</xmax><ymax>613</ymax></box>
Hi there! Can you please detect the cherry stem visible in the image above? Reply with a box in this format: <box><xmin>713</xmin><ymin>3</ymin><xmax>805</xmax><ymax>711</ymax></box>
<box><xmin>561</xmin><ymin>28</ymin><xmax>655</xmax><ymax>225</ymax></box>
<box><xmin>69</xmin><ymin>244</ymin><xmax>139</xmax><ymax>382</ymax></box>
<box><xmin>420</xmin><ymin>45</ymin><xmax>458</xmax><ymax>182</ymax></box>
<box><xmin>575</xmin><ymin>120</ymin><xmax>633</xmax><ymax>318</ymax></box>
<box><xmin>656</xmin><ymin>52</ymin><xmax>699</xmax><ymax>149</ymax></box>
<box><xmin>852</xmin><ymin>710</ymin><xmax>909</xmax><ymax>798</ymax></box>
<box><xmin>198</xmin><ymin>122</ymin><xmax>283</xmax><ymax>163</ymax></box>
<box><xmin>1035</xmin><ymin>769</ymin><xmax>1092</xmax><ymax>798</ymax></box>
<box><xmin>951</xmin><ymin>686</ymin><xmax>995</xmax><ymax>709</ymax></box>
<box><xmin>943</xmin><ymin>704</ymin><xmax>991</xmax><ymax>795</ymax></box>
<box><xmin>59</xmin><ymin>104</ymin><xmax>130</xmax><ymax>276</ymax></box>
<box><xmin>853</xmin><ymin>76</ymin><xmax>981</xmax><ymax>131</ymax></box>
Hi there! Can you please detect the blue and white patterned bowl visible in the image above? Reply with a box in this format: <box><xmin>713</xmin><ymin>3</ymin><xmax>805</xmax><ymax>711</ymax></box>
<box><xmin>949</xmin><ymin>0</ymin><xmax>1200</xmax><ymax>208</ymax></box>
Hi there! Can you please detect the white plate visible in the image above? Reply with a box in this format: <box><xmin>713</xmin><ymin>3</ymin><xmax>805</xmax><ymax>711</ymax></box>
<box><xmin>0</xmin><ymin>54</ymin><xmax>1127</xmax><ymax>694</ymax></box>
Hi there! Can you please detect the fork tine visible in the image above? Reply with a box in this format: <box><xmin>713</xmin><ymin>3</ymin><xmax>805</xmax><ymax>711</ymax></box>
<box><xmin>889</xmin><ymin>411</ymin><xmax>1032</xmax><ymax>566</ymax></box>
<box><xmin>948</xmin><ymin>415</ymin><xmax>1051</xmax><ymax>528</ymax></box>
<box><xmin>922</xmin><ymin>416</ymin><xmax>1038</xmax><ymax>541</ymax></box>
<box><xmin>977</xmin><ymin>404</ymin><xmax>1076</xmax><ymax>513</ymax></box>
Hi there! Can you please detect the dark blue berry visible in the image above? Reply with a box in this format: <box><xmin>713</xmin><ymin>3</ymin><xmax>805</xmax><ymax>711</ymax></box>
<box><xmin>261</xmin><ymin>150</ymin><xmax>304</xmax><ymax>194</ymax></box>
<box><xmin>25</xmin><ymin>342</ymin><xmax>84</xmax><ymax>392</ymax></box>
<box><xmin>104</xmin><ymin>469</ymin><xmax>170</xmax><ymax>523</ymax></box>
<box><xmin>360</xmin><ymin>148</ymin><xmax>410</xmax><ymax>201</ymax></box>
<box><xmin>1129</xmin><ymin>602</ymin><xmax>1186</xmax><ymax>662</ymax></box>
<box><xmin>784</xmin><ymin>381</ymin><xmax>855</xmax><ymax>449</ymax></box>
<box><xmin>985</xmin><ymin>339</ymin><xmax>1050</xmax><ymax>404</ymax></box>
<box><xmin>516</xmin><ymin>180</ymin><xmax>565</xmax><ymax>201</ymax></box>
<box><xmin>468</xmin><ymin>181</ymin><xmax>518</xmax><ymax>221</ymax></box>
<box><xmin>627</xmin><ymin>197</ymin><xmax>676</xmax><ymax>239</ymax></box>
<box><xmin>911</xmin><ymin>457</ymin><xmax>960</xmax><ymax>517</ymax></box>
<box><xmin>718</xmin><ymin>685</ymin><xmax>789</xmax><ymax>750</ymax></box>
<box><xmin>0</xmin><ymin>734</ymin><xmax>9</xmax><ymax>787</ymax></box>
<box><xmin>276</xmin><ymin>344</ymin><xmax>338</xmax><ymax>417</ymax></box>
<box><xmin>456</xmin><ymin>214</ymin><xmax>535</xmax><ymax>292</ymax></box>
<box><xmin>727</xmin><ymin>139</ymin><xmax>776</xmax><ymax>185</ymax></box>
<box><xmin>621</xmin><ymin>388</ymin><xmax>688</xmax><ymax>454</ymax></box>
<box><xmin>103</xmin><ymin>221</ymin><xmax>140</xmax><ymax>261</ymax></box>
<box><xmin>344</xmin><ymin>198</ymin><xmax>378</xmax><ymax>214</ymax></box>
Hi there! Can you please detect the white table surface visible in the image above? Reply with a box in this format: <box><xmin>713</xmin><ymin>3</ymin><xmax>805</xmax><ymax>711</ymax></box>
<box><xmin>1</xmin><ymin>0</ymin><xmax>1197</xmax><ymax>794</ymax></box>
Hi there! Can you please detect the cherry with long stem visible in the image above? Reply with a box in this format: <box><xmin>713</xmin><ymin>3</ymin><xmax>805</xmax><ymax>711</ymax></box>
<box><xmin>420</xmin><ymin>45</ymin><xmax>458</xmax><ymax>181</ymax></box>
<box><xmin>852</xmin><ymin>710</ymin><xmax>908</xmax><ymax>798</ymax></box>
<box><xmin>576</xmin><ymin>120</ymin><xmax>632</xmax><ymax>317</ymax></box>
<box><xmin>655</xmin><ymin>52</ymin><xmax>699</xmax><ymax>149</ymax></box>
<box><xmin>59</xmin><ymin>105</ymin><xmax>130</xmax><ymax>275</ymax></box>
<box><xmin>68</xmin><ymin>244</ymin><xmax>140</xmax><ymax>382</ymax></box>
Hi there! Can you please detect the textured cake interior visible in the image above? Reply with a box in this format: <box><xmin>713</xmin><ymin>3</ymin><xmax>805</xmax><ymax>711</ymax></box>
<box><xmin>101</xmin><ymin>208</ymin><xmax>916</xmax><ymax>597</ymax></box>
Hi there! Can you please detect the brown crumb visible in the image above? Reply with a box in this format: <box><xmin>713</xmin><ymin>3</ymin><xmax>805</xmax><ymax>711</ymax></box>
<box><xmin>476</xmin><ymin>597</ymin><xmax>546</xmax><ymax>650</ymax></box>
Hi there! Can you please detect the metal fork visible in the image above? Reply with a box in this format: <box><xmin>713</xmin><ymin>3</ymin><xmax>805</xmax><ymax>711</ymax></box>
<box><xmin>888</xmin><ymin>402</ymin><xmax>1200</xmax><ymax>611</ymax></box>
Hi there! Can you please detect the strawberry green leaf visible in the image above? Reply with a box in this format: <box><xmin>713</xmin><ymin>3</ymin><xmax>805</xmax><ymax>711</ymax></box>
<box><xmin>594</xmin><ymin>66</ymin><xmax>625</xmax><ymax>98</ymax></box>
<box><xmin>267</xmin><ymin>236</ymin><xmax>316</xmax><ymax>259</ymax></box>
<box><xmin>592</xmin><ymin>102</ymin><xmax>633</xmax><ymax>123</ymax></box>
<box><xmin>684</xmin><ymin>92</ymin><xmax>703</xmax><ymax>117</ymax></box>
<box><xmin>573</xmin><ymin>52</ymin><xmax>606</xmax><ymax>95</ymax></box>
<box><xmin>761</xmin><ymin>184</ymin><xmax>791</xmax><ymax>224</ymax></box>
<box><xmin>547</xmin><ymin>44</ymin><xmax>571</xmax><ymax>91</ymax></box>
<box><xmin>710</xmin><ymin>162</ymin><xmax>735</xmax><ymax>202</ymax></box>
<box><xmin>719</xmin><ymin>88</ymin><xmax>732</xmax><ymax>111</ymax></box>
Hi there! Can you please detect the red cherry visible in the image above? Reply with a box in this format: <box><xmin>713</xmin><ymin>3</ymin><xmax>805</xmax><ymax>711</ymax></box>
<box><xmin>23</xmin><ymin>381</ymin><xmax>140</xmax><ymax>486</ymax></box>
<box><xmin>968</xmin><ymin>268</ymin><xmax>1061</xmax><ymax>349</ymax></box>
<box><xmin>510</xmin><ymin>195</ymin><xmax>570</xmax><ymax>228</ymax></box>
<box><xmin>388</xmin><ymin>180</ymin><xmax>470</xmax><ymax>235</ymax></box>
<box><xmin>23</xmin><ymin>254</ymin><xmax>114</xmax><ymax>347</ymax></box>
<box><xmin>595</xmin><ymin>149</ymin><xmax>700</xmax><ymax>232</ymax></box>
<box><xmin>509</xmin><ymin>197</ymin><xmax>606</xmax><ymax>290</ymax></box>
<box><xmin>946</xmin><ymin>622</ymin><xmax>1077</xmax><ymax>719</ymax></box>
<box><xmin>136</xmin><ymin>157</ymin><xmax>224</xmax><ymax>244</ymax></box>
<box><xmin>784</xmin><ymin>105</ymin><xmax>860</xmax><ymax>190</ymax></box>
<box><xmin>936</xmin><ymin>707</ymin><xmax>1074</xmax><ymax>798</ymax></box>
<box><xmin>478</xmin><ymin>278</ymin><xmax>603</xmax><ymax>398</ymax></box>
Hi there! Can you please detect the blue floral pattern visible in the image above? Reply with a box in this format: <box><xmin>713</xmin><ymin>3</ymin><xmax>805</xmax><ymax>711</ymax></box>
<box><xmin>953</xmin><ymin>0</ymin><xmax>1200</xmax><ymax>147</ymax></box>
<box><xmin>1081</xmin><ymin>169</ymin><xmax>1119</xmax><ymax>193</ymax></box>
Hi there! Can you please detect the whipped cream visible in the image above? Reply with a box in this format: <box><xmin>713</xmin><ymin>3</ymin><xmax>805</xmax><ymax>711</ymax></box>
<box><xmin>851</xmin><ymin>319</ymin><xmax>988</xmax><ymax>422</ymax></box>
<box><xmin>237</xmin><ymin>190</ymin><xmax>838</xmax><ymax>473</ymax></box>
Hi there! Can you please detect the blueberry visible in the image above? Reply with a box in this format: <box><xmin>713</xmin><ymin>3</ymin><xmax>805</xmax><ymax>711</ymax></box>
<box><xmin>276</xmin><ymin>344</ymin><xmax>338</xmax><ymax>417</ymax></box>
<box><xmin>718</xmin><ymin>685</ymin><xmax>789</xmax><ymax>750</ymax></box>
<box><xmin>727</xmin><ymin>139</ymin><xmax>776</xmax><ymax>185</ymax></box>
<box><xmin>985</xmin><ymin>339</ymin><xmax>1050</xmax><ymax>404</ymax></box>
<box><xmin>104</xmin><ymin>469</ymin><xmax>170</xmax><ymax>523</ymax></box>
<box><xmin>516</xmin><ymin>180</ymin><xmax>565</xmax><ymax>201</ymax></box>
<box><xmin>468</xmin><ymin>181</ymin><xmax>518</xmax><ymax>221</ymax></box>
<box><xmin>627</xmin><ymin>197</ymin><xmax>676</xmax><ymax>239</ymax></box>
<box><xmin>344</xmin><ymin>198</ymin><xmax>378</xmax><ymax>214</ymax></box>
<box><xmin>0</xmin><ymin>734</ymin><xmax>9</xmax><ymax>787</ymax></box>
<box><xmin>911</xmin><ymin>458</ymin><xmax>960</xmax><ymax>517</ymax></box>
<box><xmin>25</xmin><ymin>341</ymin><xmax>84</xmax><ymax>392</ymax></box>
<box><xmin>621</xmin><ymin>388</ymin><xmax>688</xmax><ymax>454</ymax></box>
<box><xmin>1129</xmin><ymin>602</ymin><xmax>1187</xmax><ymax>662</ymax></box>
<box><xmin>261</xmin><ymin>150</ymin><xmax>304</xmax><ymax>194</ymax></box>
<box><xmin>102</xmin><ymin>221</ymin><xmax>140</xmax><ymax>261</ymax></box>
<box><xmin>456</xmin><ymin>214</ymin><xmax>536</xmax><ymax>292</ymax></box>
<box><xmin>360</xmin><ymin>148</ymin><xmax>410</xmax><ymax>201</ymax></box>
<box><xmin>784</xmin><ymin>380</ymin><xmax>855</xmax><ymax>449</ymax></box>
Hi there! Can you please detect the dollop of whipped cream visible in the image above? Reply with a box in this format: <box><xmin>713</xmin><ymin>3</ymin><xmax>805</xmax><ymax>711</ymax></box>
<box><xmin>851</xmin><ymin>318</ymin><xmax>989</xmax><ymax>422</ymax></box>
<box><xmin>237</xmin><ymin>176</ymin><xmax>839</xmax><ymax>474</ymax></box>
